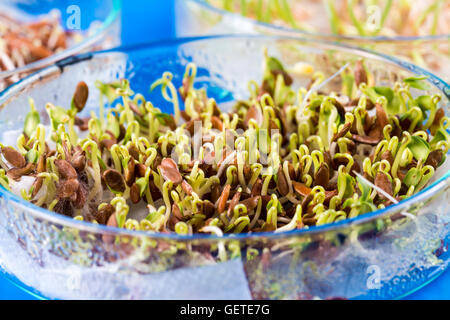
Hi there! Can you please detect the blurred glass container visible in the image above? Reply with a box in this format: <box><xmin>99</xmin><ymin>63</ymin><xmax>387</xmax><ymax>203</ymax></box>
<box><xmin>0</xmin><ymin>0</ymin><xmax>122</xmax><ymax>91</ymax></box>
<box><xmin>0</xmin><ymin>36</ymin><xmax>449</xmax><ymax>300</ymax></box>
<box><xmin>175</xmin><ymin>0</ymin><xmax>450</xmax><ymax>81</ymax></box>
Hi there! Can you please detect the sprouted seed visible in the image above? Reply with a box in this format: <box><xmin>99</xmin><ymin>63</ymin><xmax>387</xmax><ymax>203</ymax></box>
<box><xmin>0</xmin><ymin>9</ymin><xmax>101</xmax><ymax>90</ymax></box>
<box><xmin>0</xmin><ymin>52</ymin><xmax>448</xmax><ymax>237</ymax></box>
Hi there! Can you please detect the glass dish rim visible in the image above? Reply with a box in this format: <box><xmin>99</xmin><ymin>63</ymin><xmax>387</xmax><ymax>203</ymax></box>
<box><xmin>0</xmin><ymin>0</ymin><xmax>122</xmax><ymax>81</ymax></box>
<box><xmin>185</xmin><ymin>0</ymin><xmax>450</xmax><ymax>42</ymax></box>
<box><xmin>0</xmin><ymin>34</ymin><xmax>449</xmax><ymax>241</ymax></box>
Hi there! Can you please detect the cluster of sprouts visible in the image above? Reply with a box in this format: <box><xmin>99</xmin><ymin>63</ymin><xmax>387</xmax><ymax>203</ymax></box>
<box><xmin>0</xmin><ymin>52</ymin><xmax>448</xmax><ymax>238</ymax></box>
<box><xmin>0</xmin><ymin>9</ymin><xmax>85</xmax><ymax>90</ymax></box>
<box><xmin>207</xmin><ymin>0</ymin><xmax>450</xmax><ymax>77</ymax></box>
<box><xmin>210</xmin><ymin>0</ymin><xmax>449</xmax><ymax>37</ymax></box>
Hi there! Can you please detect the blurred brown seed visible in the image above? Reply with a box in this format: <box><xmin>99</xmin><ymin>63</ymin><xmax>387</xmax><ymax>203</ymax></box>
<box><xmin>58</xmin><ymin>178</ymin><xmax>80</xmax><ymax>199</ymax></box>
<box><xmin>239</xmin><ymin>196</ymin><xmax>260</xmax><ymax>212</ymax></box>
<box><xmin>53</xmin><ymin>199</ymin><xmax>73</xmax><ymax>217</ymax></box>
<box><xmin>430</xmin><ymin>108</ymin><xmax>444</xmax><ymax>135</ymax></box>
<box><xmin>100</xmin><ymin>139</ymin><xmax>116</xmax><ymax>150</ymax></box>
<box><xmin>7</xmin><ymin>163</ymin><xmax>35</xmax><ymax>180</ymax></box>
<box><xmin>128</xmin><ymin>145</ymin><xmax>140</xmax><ymax>160</ymax></box>
<box><xmin>251</xmin><ymin>179</ymin><xmax>263</xmax><ymax>197</ymax></box>
<box><xmin>36</xmin><ymin>154</ymin><xmax>46</xmax><ymax>173</ymax></box>
<box><xmin>314</xmin><ymin>163</ymin><xmax>330</xmax><ymax>188</ymax></box>
<box><xmin>71</xmin><ymin>154</ymin><xmax>86</xmax><ymax>172</ymax></box>
<box><xmin>172</xmin><ymin>203</ymin><xmax>183</xmax><ymax>221</ymax></box>
<box><xmin>73</xmin><ymin>183</ymin><xmax>87</xmax><ymax>209</ymax></box>
<box><xmin>375</xmin><ymin>103</ymin><xmax>389</xmax><ymax>129</ymax></box>
<box><xmin>72</xmin><ymin>81</ymin><xmax>89</xmax><ymax>112</ymax></box>
<box><xmin>354</xmin><ymin>60</ymin><xmax>367</xmax><ymax>88</ymax></box>
<box><xmin>287</xmin><ymin>162</ymin><xmax>297</xmax><ymax>181</ymax></box>
<box><xmin>130</xmin><ymin>183</ymin><xmax>141</xmax><ymax>204</ymax></box>
<box><xmin>374</xmin><ymin>172</ymin><xmax>393</xmax><ymax>200</ymax></box>
<box><xmin>31</xmin><ymin>176</ymin><xmax>43</xmax><ymax>198</ymax></box>
<box><xmin>292</xmin><ymin>181</ymin><xmax>312</xmax><ymax>197</ymax></box>
<box><xmin>74</xmin><ymin>117</ymin><xmax>90</xmax><ymax>131</ymax></box>
<box><xmin>277</xmin><ymin>166</ymin><xmax>289</xmax><ymax>196</ymax></box>
<box><xmin>55</xmin><ymin>159</ymin><xmax>77</xmax><ymax>179</ymax></box>
<box><xmin>103</xmin><ymin>213</ymin><xmax>118</xmax><ymax>244</ymax></box>
<box><xmin>203</xmin><ymin>200</ymin><xmax>215</xmax><ymax>218</ymax></box>
<box><xmin>425</xmin><ymin>149</ymin><xmax>444</xmax><ymax>169</ymax></box>
<box><xmin>135</xmin><ymin>163</ymin><xmax>147</xmax><ymax>178</ymax></box>
<box><xmin>181</xmin><ymin>180</ymin><xmax>193</xmax><ymax>195</ymax></box>
<box><xmin>216</xmin><ymin>184</ymin><xmax>231</xmax><ymax>213</ymax></box>
<box><xmin>125</xmin><ymin>160</ymin><xmax>136</xmax><ymax>187</ymax></box>
<box><xmin>149</xmin><ymin>180</ymin><xmax>163</xmax><ymax>201</ymax></box>
<box><xmin>103</xmin><ymin>169</ymin><xmax>126</xmax><ymax>193</ymax></box>
<box><xmin>1</xmin><ymin>147</ymin><xmax>26</xmax><ymax>168</ymax></box>
<box><xmin>380</xmin><ymin>150</ymin><xmax>394</xmax><ymax>166</ymax></box>
<box><xmin>332</xmin><ymin>122</ymin><xmax>352</xmax><ymax>143</ymax></box>
<box><xmin>210</xmin><ymin>183</ymin><xmax>221</xmax><ymax>203</ymax></box>
<box><xmin>227</xmin><ymin>190</ymin><xmax>242</xmax><ymax>216</ymax></box>
<box><xmin>301</xmin><ymin>193</ymin><xmax>314</xmax><ymax>213</ymax></box>
<box><xmin>352</xmin><ymin>134</ymin><xmax>381</xmax><ymax>145</ymax></box>
<box><xmin>324</xmin><ymin>190</ymin><xmax>338</xmax><ymax>206</ymax></box>
<box><xmin>96</xmin><ymin>204</ymin><xmax>115</xmax><ymax>225</ymax></box>
<box><xmin>245</xmin><ymin>105</ymin><xmax>263</xmax><ymax>127</ymax></box>
<box><xmin>158</xmin><ymin>158</ymin><xmax>182</xmax><ymax>184</ymax></box>
<box><xmin>211</xmin><ymin>116</ymin><xmax>223</xmax><ymax>131</ymax></box>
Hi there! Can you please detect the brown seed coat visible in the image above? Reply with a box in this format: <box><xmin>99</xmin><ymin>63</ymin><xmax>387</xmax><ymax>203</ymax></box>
<box><xmin>130</xmin><ymin>183</ymin><xmax>141</xmax><ymax>204</ymax></box>
<box><xmin>374</xmin><ymin>171</ymin><xmax>393</xmax><ymax>200</ymax></box>
<box><xmin>73</xmin><ymin>81</ymin><xmax>89</xmax><ymax>112</ymax></box>
<box><xmin>58</xmin><ymin>178</ymin><xmax>80</xmax><ymax>199</ymax></box>
<box><xmin>55</xmin><ymin>159</ymin><xmax>77</xmax><ymax>179</ymax></box>
<box><xmin>216</xmin><ymin>184</ymin><xmax>231</xmax><ymax>213</ymax></box>
<box><xmin>158</xmin><ymin>158</ymin><xmax>182</xmax><ymax>184</ymax></box>
<box><xmin>7</xmin><ymin>163</ymin><xmax>35</xmax><ymax>180</ymax></box>
<box><xmin>1</xmin><ymin>147</ymin><xmax>26</xmax><ymax>168</ymax></box>
<box><xmin>103</xmin><ymin>169</ymin><xmax>126</xmax><ymax>193</ymax></box>
<box><xmin>277</xmin><ymin>165</ymin><xmax>289</xmax><ymax>196</ymax></box>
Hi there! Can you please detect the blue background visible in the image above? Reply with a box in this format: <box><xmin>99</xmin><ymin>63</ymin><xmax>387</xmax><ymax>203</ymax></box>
<box><xmin>0</xmin><ymin>0</ymin><xmax>448</xmax><ymax>300</ymax></box>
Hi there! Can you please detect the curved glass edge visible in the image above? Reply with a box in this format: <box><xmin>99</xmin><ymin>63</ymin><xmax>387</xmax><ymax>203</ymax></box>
<box><xmin>0</xmin><ymin>0</ymin><xmax>122</xmax><ymax>80</ymax></box>
<box><xmin>0</xmin><ymin>35</ymin><xmax>449</xmax><ymax>242</ymax></box>
<box><xmin>393</xmin><ymin>268</ymin><xmax>448</xmax><ymax>300</ymax></box>
<box><xmin>187</xmin><ymin>0</ymin><xmax>450</xmax><ymax>42</ymax></box>
<box><xmin>0</xmin><ymin>266</ymin><xmax>48</xmax><ymax>300</ymax></box>
<box><xmin>1</xmin><ymin>262</ymin><xmax>446</xmax><ymax>300</ymax></box>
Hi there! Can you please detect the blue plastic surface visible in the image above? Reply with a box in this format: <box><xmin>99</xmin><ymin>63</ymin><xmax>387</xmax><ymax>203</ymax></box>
<box><xmin>0</xmin><ymin>0</ymin><xmax>448</xmax><ymax>300</ymax></box>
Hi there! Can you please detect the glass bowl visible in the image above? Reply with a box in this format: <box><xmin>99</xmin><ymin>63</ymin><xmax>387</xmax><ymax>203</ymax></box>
<box><xmin>175</xmin><ymin>0</ymin><xmax>450</xmax><ymax>81</ymax></box>
<box><xmin>0</xmin><ymin>0</ymin><xmax>122</xmax><ymax>91</ymax></box>
<box><xmin>0</xmin><ymin>36</ymin><xmax>449</xmax><ymax>300</ymax></box>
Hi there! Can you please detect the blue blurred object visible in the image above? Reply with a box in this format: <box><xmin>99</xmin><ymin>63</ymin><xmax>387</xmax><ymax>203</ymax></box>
<box><xmin>121</xmin><ymin>0</ymin><xmax>175</xmax><ymax>44</ymax></box>
<box><xmin>0</xmin><ymin>0</ymin><xmax>448</xmax><ymax>300</ymax></box>
<box><xmin>406</xmin><ymin>268</ymin><xmax>450</xmax><ymax>300</ymax></box>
